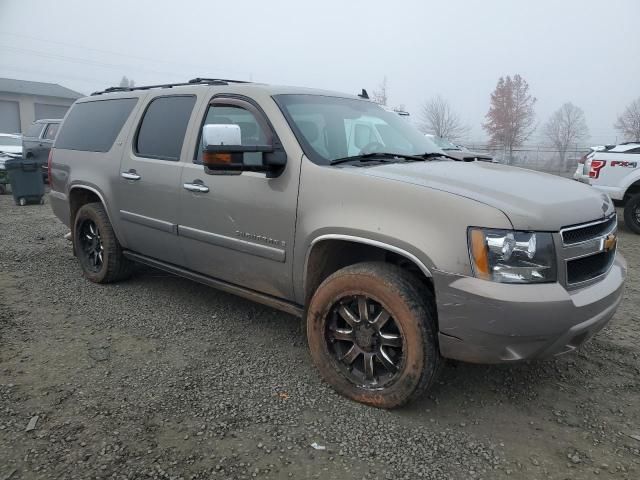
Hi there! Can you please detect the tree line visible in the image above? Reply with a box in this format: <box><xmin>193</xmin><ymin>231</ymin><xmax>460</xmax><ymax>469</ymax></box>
<box><xmin>372</xmin><ymin>76</ymin><xmax>640</xmax><ymax>163</ymax></box>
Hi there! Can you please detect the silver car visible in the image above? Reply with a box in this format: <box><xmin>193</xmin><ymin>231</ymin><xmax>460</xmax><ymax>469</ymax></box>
<box><xmin>48</xmin><ymin>78</ymin><xmax>626</xmax><ymax>408</ymax></box>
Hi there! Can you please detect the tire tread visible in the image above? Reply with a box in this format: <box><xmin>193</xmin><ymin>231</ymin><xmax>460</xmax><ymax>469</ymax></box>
<box><xmin>308</xmin><ymin>261</ymin><xmax>442</xmax><ymax>408</ymax></box>
<box><xmin>75</xmin><ymin>202</ymin><xmax>133</xmax><ymax>283</ymax></box>
<box><xmin>623</xmin><ymin>193</ymin><xmax>640</xmax><ymax>234</ymax></box>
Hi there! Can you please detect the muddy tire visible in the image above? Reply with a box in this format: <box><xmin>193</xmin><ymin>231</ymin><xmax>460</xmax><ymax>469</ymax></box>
<box><xmin>623</xmin><ymin>193</ymin><xmax>640</xmax><ymax>234</ymax></box>
<box><xmin>306</xmin><ymin>262</ymin><xmax>441</xmax><ymax>408</ymax></box>
<box><xmin>73</xmin><ymin>202</ymin><xmax>133</xmax><ymax>283</ymax></box>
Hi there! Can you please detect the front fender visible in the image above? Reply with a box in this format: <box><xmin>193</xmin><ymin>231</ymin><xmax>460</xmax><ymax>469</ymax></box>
<box><xmin>293</xmin><ymin>160</ymin><xmax>512</xmax><ymax>304</ymax></box>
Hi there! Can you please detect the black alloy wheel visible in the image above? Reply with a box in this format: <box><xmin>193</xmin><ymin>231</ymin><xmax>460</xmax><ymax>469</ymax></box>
<box><xmin>77</xmin><ymin>218</ymin><xmax>104</xmax><ymax>273</ymax></box>
<box><xmin>325</xmin><ymin>294</ymin><xmax>404</xmax><ymax>389</ymax></box>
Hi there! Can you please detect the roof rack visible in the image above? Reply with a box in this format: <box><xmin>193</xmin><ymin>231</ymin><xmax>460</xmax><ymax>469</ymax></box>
<box><xmin>91</xmin><ymin>77</ymin><xmax>251</xmax><ymax>96</ymax></box>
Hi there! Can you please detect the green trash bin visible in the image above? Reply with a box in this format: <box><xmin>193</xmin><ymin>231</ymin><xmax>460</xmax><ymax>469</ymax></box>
<box><xmin>0</xmin><ymin>152</ymin><xmax>16</xmax><ymax>194</ymax></box>
<box><xmin>5</xmin><ymin>157</ymin><xmax>45</xmax><ymax>206</ymax></box>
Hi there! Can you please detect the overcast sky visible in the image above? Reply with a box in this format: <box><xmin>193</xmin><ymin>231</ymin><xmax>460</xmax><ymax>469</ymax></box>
<box><xmin>1</xmin><ymin>0</ymin><xmax>639</xmax><ymax>143</ymax></box>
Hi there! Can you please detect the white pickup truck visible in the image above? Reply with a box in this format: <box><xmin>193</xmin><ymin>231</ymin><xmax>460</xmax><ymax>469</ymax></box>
<box><xmin>575</xmin><ymin>142</ymin><xmax>640</xmax><ymax>233</ymax></box>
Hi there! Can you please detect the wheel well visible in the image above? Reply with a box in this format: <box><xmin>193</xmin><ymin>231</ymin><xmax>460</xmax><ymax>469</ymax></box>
<box><xmin>69</xmin><ymin>188</ymin><xmax>101</xmax><ymax>227</ymax></box>
<box><xmin>624</xmin><ymin>180</ymin><xmax>640</xmax><ymax>203</ymax></box>
<box><xmin>304</xmin><ymin>239</ymin><xmax>434</xmax><ymax>306</ymax></box>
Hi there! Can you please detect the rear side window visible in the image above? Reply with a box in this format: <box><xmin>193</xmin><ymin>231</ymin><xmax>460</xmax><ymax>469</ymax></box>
<box><xmin>43</xmin><ymin>123</ymin><xmax>60</xmax><ymax>140</ymax></box>
<box><xmin>25</xmin><ymin>123</ymin><xmax>44</xmax><ymax>138</ymax></box>
<box><xmin>136</xmin><ymin>95</ymin><xmax>196</xmax><ymax>161</ymax></box>
<box><xmin>55</xmin><ymin>98</ymin><xmax>138</xmax><ymax>152</ymax></box>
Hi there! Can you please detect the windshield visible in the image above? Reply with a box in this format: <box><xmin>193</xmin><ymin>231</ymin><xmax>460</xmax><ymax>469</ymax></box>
<box><xmin>0</xmin><ymin>136</ymin><xmax>21</xmax><ymax>147</ymax></box>
<box><xmin>430</xmin><ymin>136</ymin><xmax>460</xmax><ymax>150</ymax></box>
<box><xmin>274</xmin><ymin>94</ymin><xmax>441</xmax><ymax>165</ymax></box>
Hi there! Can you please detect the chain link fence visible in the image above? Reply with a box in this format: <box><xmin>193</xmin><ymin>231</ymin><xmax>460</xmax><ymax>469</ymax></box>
<box><xmin>464</xmin><ymin>144</ymin><xmax>589</xmax><ymax>176</ymax></box>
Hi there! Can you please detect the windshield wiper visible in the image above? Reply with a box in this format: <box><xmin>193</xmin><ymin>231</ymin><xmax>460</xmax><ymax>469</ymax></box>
<box><xmin>330</xmin><ymin>152</ymin><xmax>426</xmax><ymax>166</ymax></box>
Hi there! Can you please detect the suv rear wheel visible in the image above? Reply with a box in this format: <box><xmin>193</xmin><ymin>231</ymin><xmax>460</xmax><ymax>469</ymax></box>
<box><xmin>623</xmin><ymin>193</ymin><xmax>640</xmax><ymax>234</ymax></box>
<box><xmin>74</xmin><ymin>202</ymin><xmax>133</xmax><ymax>283</ymax></box>
<box><xmin>306</xmin><ymin>262</ymin><xmax>441</xmax><ymax>408</ymax></box>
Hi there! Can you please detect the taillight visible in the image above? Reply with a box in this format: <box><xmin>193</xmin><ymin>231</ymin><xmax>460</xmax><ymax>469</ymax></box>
<box><xmin>588</xmin><ymin>159</ymin><xmax>606</xmax><ymax>179</ymax></box>
<box><xmin>47</xmin><ymin>148</ymin><xmax>54</xmax><ymax>184</ymax></box>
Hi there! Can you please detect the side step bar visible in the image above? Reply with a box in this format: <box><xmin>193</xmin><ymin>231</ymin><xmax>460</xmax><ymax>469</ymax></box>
<box><xmin>123</xmin><ymin>251</ymin><xmax>304</xmax><ymax>318</ymax></box>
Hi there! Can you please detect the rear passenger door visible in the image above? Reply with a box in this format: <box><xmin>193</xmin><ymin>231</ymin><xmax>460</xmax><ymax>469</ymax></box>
<box><xmin>117</xmin><ymin>95</ymin><xmax>197</xmax><ymax>265</ymax></box>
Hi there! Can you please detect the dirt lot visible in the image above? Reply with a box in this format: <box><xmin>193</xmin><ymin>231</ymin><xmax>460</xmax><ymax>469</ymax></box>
<box><xmin>1</xmin><ymin>192</ymin><xmax>639</xmax><ymax>480</ymax></box>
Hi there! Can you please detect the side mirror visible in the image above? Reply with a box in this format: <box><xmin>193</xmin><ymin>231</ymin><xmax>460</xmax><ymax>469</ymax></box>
<box><xmin>203</xmin><ymin>123</ymin><xmax>242</xmax><ymax>148</ymax></box>
<box><xmin>202</xmin><ymin>124</ymin><xmax>243</xmax><ymax>170</ymax></box>
<box><xmin>201</xmin><ymin>124</ymin><xmax>286</xmax><ymax>175</ymax></box>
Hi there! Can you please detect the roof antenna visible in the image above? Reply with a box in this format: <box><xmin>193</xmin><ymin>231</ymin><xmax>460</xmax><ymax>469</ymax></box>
<box><xmin>358</xmin><ymin>89</ymin><xmax>369</xmax><ymax>100</ymax></box>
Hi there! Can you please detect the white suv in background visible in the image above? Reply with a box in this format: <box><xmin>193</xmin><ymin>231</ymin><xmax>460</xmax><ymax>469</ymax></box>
<box><xmin>576</xmin><ymin>142</ymin><xmax>640</xmax><ymax>233</ymax></box>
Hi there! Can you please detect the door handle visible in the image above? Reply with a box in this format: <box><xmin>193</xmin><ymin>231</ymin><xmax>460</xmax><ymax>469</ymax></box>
<box><xmin>121</xmin><ymin>171</ymin><xmax>141</xmax><ymax>181</ymax></box>
<box><xmin>183</xmin><ymin>182</ymin><xmax>209</xmax><ymax>193</ymax></box>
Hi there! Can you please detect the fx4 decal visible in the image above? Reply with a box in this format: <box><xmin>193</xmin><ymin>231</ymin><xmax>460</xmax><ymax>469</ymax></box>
<box><xmin>611</xmin><ymin>160</ymin><xmax>637</xmax><ymax>168</ymax></box>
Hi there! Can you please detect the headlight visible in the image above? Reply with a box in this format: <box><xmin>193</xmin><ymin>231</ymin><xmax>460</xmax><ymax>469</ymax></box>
<box><xmin>468</xmin><ymin>228</ymin><xmax>556</xmax><ymax>283</ymax></box>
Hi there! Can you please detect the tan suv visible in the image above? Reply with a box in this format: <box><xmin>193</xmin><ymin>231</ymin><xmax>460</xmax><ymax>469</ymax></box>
<box><xmin>48</xmin><ymin>78</ymin><xmax>626</xmax><ymax>408</ymax></box>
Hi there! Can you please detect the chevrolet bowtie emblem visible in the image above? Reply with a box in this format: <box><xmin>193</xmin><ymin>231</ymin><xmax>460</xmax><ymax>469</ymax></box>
<box><xmin>603</xmin><ymin>233</ymin><xmax>617</xmax><ymax>252</ymax></box>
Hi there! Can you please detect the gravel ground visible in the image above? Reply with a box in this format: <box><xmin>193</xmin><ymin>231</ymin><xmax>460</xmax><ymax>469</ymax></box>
<box><xmin>1</xmin><ymin>192</ymin><xmax>639</xmax><ymax>480</ymax></box>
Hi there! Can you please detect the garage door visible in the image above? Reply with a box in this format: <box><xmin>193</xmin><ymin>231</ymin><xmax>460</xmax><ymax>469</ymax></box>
<box><xmin>0</xmin><ymin>100</ymin><xmax>21</xmax><ymax>133</ymax></box>
<box><xmin>34</xmin><ymin>103</ymin><xmax>70</xmax><ymax>121</ymax></box>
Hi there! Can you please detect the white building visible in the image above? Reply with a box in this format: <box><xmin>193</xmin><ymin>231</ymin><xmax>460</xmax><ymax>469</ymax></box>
<box><xmin>0</xmin><ymin>78</ymin><xmax>83</xmax><ymax>134</ymax></box>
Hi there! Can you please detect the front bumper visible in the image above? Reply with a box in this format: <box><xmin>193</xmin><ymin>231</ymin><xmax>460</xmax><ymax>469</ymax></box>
<box><xmin>434</xmin><ymin>254</ymin><xmax>626</xmax><ymax>363</ymax></box>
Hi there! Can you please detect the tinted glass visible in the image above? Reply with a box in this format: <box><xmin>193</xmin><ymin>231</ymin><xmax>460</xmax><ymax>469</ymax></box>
<box><xmin>25</xmin><ymin>123</ymin><xmax>44</xmax><ymax>138</ymax></box>
<box><xmin>43</xmin><ymin>123</ymin><xmax>60</xmax><ymax>140</ymax></box>
<box><xmin>275</xmin><ymin>95</ymin><xmax>440</xmax><ymax>165</ymax></box>
<box><xmin>55</xmin><ymin>98</ymin><xmax>137</xmax><ymax>152</ymax></box>
<box><xmin>136</xmin><ymin>96</ymin><xmax>196</xmax><ymax>160</ymax></box>
<box><xmin>196</xmin><ymin>104</ymin><xmax>268</xmax><ymax>165</ymax></box>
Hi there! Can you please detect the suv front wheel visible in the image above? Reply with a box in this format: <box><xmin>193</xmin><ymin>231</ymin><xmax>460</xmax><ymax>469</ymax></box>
<box><xmin>306</xmin><ymin>262</ymin><xmax>441</xmax><ymax>408</ymax></box>
<box><xmin>73</xmin><ymin>202</ymin><xmax>133</xmax><ymax>283</ymax></box>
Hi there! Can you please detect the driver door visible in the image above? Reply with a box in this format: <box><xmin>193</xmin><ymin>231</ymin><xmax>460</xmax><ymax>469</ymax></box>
<box><xmin>178</xmin><ymin>96</ymin><xmax>298</xmax><ymax>300</ymax></box>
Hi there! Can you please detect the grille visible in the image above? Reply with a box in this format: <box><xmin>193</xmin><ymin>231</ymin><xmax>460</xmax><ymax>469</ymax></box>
<box><xmin>567</xmin><ymin>250</ymin><xmax>615</xmax><ymax>284</ymax></box>
<box><xmin>562</xmin><ymin>216</ymin><xmax>616</xmax><ymax>245</ymax></box>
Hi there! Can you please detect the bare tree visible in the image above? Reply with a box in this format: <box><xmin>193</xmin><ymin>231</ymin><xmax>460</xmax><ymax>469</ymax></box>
<box><xmin>483</xmin><ymin>74</ymin><xmax>537</xmax><ymax>162</ymax></box>
<box><xmin>419</xmin><ymin>95</ymin><xmax>470</xmax><ymax>141</ymax></box>
<box><xmin>543</xmin><ymin>103</ymin><xmax>589</xmax><ymax>168</ymax></box>
<box><xmin>614</xmin><ymin>98</ymin><xmax>640</xmax><ymax>142</ymax></box>
<box><xmin>371</xmin><ymin>76</ymin><xmax>388</xmax><ymax>106</ymax></box>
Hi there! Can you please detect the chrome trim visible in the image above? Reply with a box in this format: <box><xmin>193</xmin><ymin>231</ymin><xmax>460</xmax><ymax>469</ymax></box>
<box><xmin>68</xmin><ymin>184</ymin><xmax>113</xmax><ymax>226</ymax></box>
<box><xmin>560</xmin><ymin>214</ymin><xmax>616</xmax><ymax>246</ymax></box>
<box><xmin>179</xmin><ymin>225</ymin><xmax>286</xmax><ymax>263</ymax></box>
<box><xmin>559</xmin><ymin>215</ymin><xmax>618</xmax><ymax>287</ymax></box>
<box><xmin>120</xmin><ymin>210</ymin><xmax>176</xmax><ymax>234</ymax></box>
<box><xmin>69</xmin><ymin>184</ymin><xmax>107</xmax><ymax>208</ymax></box>
<box><xmin>183</xmin><ymin>183</ymin><xmax>209</xmax><ymax>193</ymax></box>
<box><xmin>123</xmin><ymin>251</ymin><xmax>303</xmax><ymax>317</ymax></box>
<box><xmin>564</xmin><ymin>253</ymin><xmax>617</xmax><ymax>289</ymax></box>
<box><xmin>121</xmin><ymin>171</ymin><xmax>141</xmax><ymax>181</ymax></box>
<box><xmin>307</xmin><ymin>234</ymin><xmax>433</xmax><ymax>278</ymax></box>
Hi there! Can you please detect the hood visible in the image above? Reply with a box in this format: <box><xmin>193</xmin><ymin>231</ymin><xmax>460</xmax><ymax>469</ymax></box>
<box><xmin>356</xmin><ymin>161</ymin><xmax>614</xmax><ymax>231</ymax></box>
<box><xmin>0</xmin><ymin>145</ymin><xmax>22</xmax><ymax>154</ymax></box>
